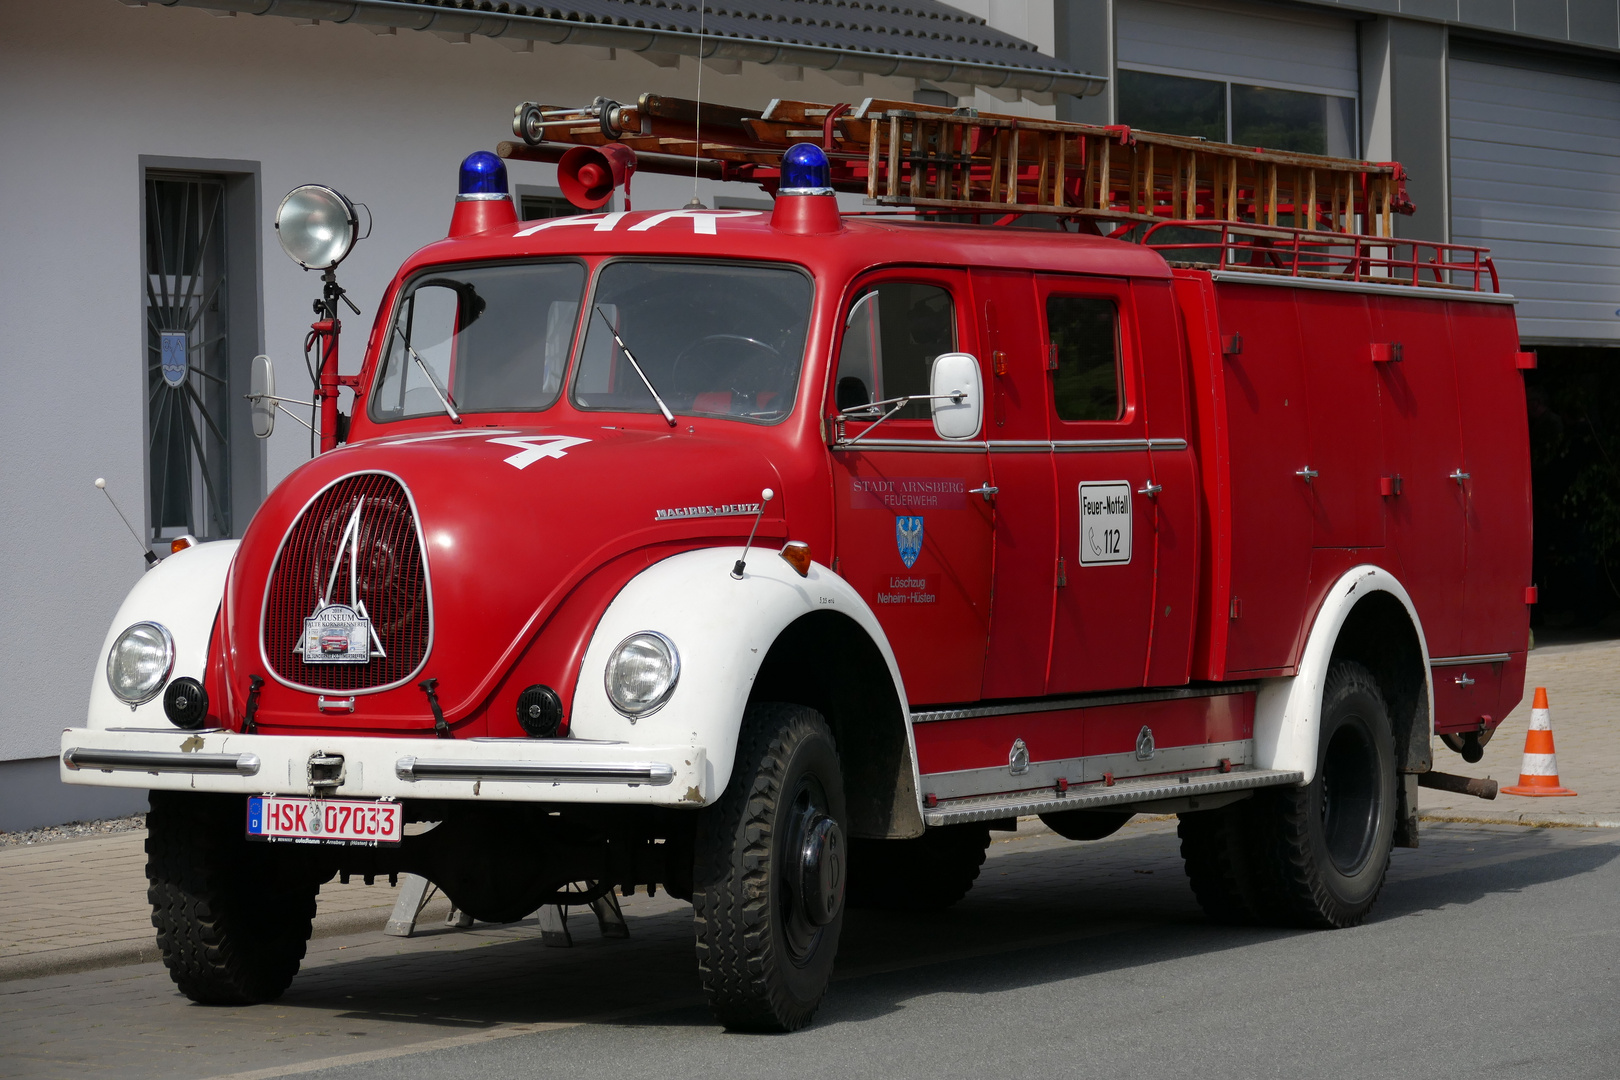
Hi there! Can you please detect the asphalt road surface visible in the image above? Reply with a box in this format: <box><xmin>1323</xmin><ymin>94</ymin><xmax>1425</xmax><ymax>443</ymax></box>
<box><xmin>3</xmin><ymin>818</ymin><xmax>1616</xmax><ymax>1080</ymax></box>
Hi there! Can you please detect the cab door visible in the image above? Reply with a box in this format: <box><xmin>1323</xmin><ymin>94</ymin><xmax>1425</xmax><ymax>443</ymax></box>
<box><xmin>829</xmin><ymin>271</ymin><xmax>994</xmax><ymax>705</ymax></box>
<box><xmin>1041</xmin><ymin>276</ymin><xmax>1158</xmax><ymax>694</ymax></box>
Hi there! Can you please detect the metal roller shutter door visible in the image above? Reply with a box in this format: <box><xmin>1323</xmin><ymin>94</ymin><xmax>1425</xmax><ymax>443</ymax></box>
<box><xmin>1115</xmin><ymin>0</ymin><xmax>1358</xmax><ymax>96</ymax></box>
<box><xmin>1450</xmin><ymin>52</ymin><xmax>1620</xmax><ymax>343</ymax></box>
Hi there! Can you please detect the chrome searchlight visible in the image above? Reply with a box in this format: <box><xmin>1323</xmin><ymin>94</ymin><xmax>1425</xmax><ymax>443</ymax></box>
<box><xmin>275</xmin><ymin>184</ymin><xmax>360</xmax><ymax>270</ymax></box>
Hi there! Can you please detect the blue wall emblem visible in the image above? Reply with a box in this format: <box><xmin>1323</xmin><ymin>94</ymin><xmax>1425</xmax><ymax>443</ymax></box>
<box><xmin>896</xmin><ymin>515</ymin><xmax>924</xmax><ymax>568</ymax></box>
<box><xmin>159</xmin><ymin>331</ymin><xmax>189</xmax><ymax>388</ymax></box>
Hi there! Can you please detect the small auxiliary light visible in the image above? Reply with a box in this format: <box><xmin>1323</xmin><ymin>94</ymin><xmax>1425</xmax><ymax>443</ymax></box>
<box><xmin>779</xmin><ymin>541</ymin><xmax>812</xmax><ymax>577</ymax></box>
<box><xmin>275</xmin><ymin>185</ymin><xmax>361</xmax><ymax>270</ymax></box>
<box><xmin>169</xmin><ymin>534</ymin><xmax>198</xmax><ymax>555</ymax></box>
<box><xmin>779</xmin><ymin>143</ymin><xmax>834</xmax><ymax>195</ymax></box>
<box><xmin>458</xmin><ymin>150</ymin><xmax>509</xmax><ymax>199</ymax></box>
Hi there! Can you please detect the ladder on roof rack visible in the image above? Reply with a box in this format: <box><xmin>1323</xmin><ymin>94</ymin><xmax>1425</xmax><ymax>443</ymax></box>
<box><xmin>500</xmin><ymin>93</ymin><xmax>1413</xmax><ymax>237</ymax></box>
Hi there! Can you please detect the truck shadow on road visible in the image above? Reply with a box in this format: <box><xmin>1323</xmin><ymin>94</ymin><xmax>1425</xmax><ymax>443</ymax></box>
<box><xmin>276</xmin><ymin>822</ymin><xmax>1616</xmax><ymax>1035</ymax></box>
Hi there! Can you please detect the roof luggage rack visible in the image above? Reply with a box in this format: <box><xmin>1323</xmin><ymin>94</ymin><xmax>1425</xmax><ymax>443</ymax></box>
<box><xmin>499</xmin><ymin>94</ymin><xmax>1498</xmax><ymax>292</ymax></box>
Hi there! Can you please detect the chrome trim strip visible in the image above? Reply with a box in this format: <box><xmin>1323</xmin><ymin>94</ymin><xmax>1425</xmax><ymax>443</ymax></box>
<box><xmin>1429</xmin><ymin>652</ymin><xmax>1512</xmax><ymax>667</ymax></box>
<box><xmin>911</xmin><ymin>682</ymin><xmax>1260</xmax><ymax>724</ymax></box>
<box><xmin>834</xmin><ymin>437</ymin><xmax>1190</xmax><ymax>454</ymax></box>
<box><xmin>1208</xmin><ymin>270</ymin><xmax>1517</xmax><ymax>305</ymax></box>
<box><xmin>394</xmin><ymin>757</ymin><xmax>675</xmax><ymax>786</ymax></box>
<box><xmin>259</xmin><ymin>470</ymin><xmax>436</xmax><ymax>698</ymax></box>
<box><xmin>63</xmin><ymin>748</ymin><xmax>261</xmax><ymax>776</ymax></box>
<box><xmin>924</xmin><ymin>767</ymin><xmax>1304</xmax><ymax>826</ymax></box>
<box><xmin>921</xmin><ymin>739</ymin><xmax>1255</xmax><ymax>800</ymax></box>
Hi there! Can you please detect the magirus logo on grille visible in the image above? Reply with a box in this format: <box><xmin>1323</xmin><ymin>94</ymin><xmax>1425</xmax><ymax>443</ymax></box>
<box><xmin>300</xmin><ymin>498</ymin><xmax>387</xmax><ymax>665</ymax></box>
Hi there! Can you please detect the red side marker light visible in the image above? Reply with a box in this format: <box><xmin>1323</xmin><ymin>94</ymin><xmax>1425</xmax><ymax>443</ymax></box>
<box><xmin>1515</xmin><ymin>351</ymin><xmax>1538</xmax><ymax>370</ymax></box>
<box><xmin>1525</xmin><ymin>586</ymin><xmax>1538</xmax><ymax>605</ymax></box>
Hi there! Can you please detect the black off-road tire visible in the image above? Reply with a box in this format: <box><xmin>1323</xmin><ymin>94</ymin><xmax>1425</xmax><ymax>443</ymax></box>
<box><xmin>1177</xmin><ymin>799</ymin><xmax>1266</xmax><ymax>924</ymax></box>
<box><xmin>845</xmin><ymin>825</ymin><xmax>991</xmax><ymax>911</ymax></box>
<box><xmin>146</xmin><ymin>791</ymin><xmax>319</xmax><ymax>1005</ymax></box>
<box><xmin>693</xmin><ymin>703</ymin><xmax>847</xmax><ymax>1032</ymax></box>
<box><xmin>1246</xmin><ymin>661</ymin><xmax>1397</xmax><ymax>928</ymax></box>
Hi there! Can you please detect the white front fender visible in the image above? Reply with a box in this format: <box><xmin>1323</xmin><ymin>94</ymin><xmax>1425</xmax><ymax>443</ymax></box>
<box><xmin>1252</xmin><ymin>564</ymin><xmax>1433</xmax><ymax>785</ymax></box>
<box><xmin>86</xmin><ymin>541</ymin><xmax>239</xmax><ymax>730</ymax></box>
<box><xmin>569</xmin><ymin>546</ymin><xmax>914</xmax><ymax>806</ymax></box>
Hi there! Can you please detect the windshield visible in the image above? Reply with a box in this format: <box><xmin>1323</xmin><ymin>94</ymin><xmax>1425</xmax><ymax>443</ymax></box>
<box><xmin>571</xmin><ymin>261</ymin><xmax>812</xmax><ymax>424</ymax></box>
<box><xmin>372</xmin><ymin>261</ymin><xmax>585</xmax><ymax>421</ymax></box>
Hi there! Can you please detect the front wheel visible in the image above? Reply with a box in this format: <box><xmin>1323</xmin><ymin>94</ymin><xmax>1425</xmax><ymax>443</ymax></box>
<box><xmin>146</xmin><ymin>791</ymin><xmax>320</xmax><ymax>1004</ymax></box>
<box><xmin>693</xmin><ymin>703</ymin><xmax>847</xmax><ymax>1032</ymax></box>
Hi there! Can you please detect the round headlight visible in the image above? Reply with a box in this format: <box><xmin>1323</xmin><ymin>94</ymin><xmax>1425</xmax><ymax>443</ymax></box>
<box><xmin>106</xmin><ymin>622</ymin><xmax>174</xmax><ymax>706</ymax></box>
<box><xmin>275</xmin><ymin>185</ymin><xmax>358</xmax><ymax>270</ymax></box>
<box><xmin>604</xmin><ymin>632</ymin><xmax>679</xmax><ymax>718</ymax></box>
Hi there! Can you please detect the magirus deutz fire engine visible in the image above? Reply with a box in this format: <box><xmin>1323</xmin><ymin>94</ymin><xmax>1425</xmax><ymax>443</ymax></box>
<box><xmin>65</xmin><ymin>93</ymin><xmax>1532</xmax><ymax>1030</ymax></box>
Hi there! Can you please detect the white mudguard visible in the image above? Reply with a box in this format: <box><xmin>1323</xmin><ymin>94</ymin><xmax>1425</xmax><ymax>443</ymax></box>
<box><xmin>1252</xmin><ymin>564</ymin><xmax>1433</xmax><ymax>785</ymax></box>
<box><xmin>570</xmin><ymin>546</ymin><xmax>916</xmax><ymax>805</ymax></box>
<box><xmin>86</xmin><ymin>541</ymin><xmax>239</xmax><ymax>730</ymax></box>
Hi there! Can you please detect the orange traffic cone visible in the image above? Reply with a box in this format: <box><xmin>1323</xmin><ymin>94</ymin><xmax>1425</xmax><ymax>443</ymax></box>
<box><xmin>1501</xmin><ymin>687</ymin><xmax>1577</xmax><ymax>796</ymax></box>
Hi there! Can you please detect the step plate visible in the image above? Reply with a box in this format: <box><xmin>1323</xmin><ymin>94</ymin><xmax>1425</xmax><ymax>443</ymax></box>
<box><xmin>923</xmin><ymin>767</ymin><xmax>1305</xmax><ymax>827</ymax></box>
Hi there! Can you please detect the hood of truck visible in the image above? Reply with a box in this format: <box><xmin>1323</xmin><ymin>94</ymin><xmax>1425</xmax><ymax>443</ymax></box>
<box><xmin>223</xmin><ymin>424</ymin><xmax>784</xmax><ymax>732</ymax></box>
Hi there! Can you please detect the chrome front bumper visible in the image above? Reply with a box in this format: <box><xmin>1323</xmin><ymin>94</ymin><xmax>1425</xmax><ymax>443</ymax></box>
<box><xmin>59</xmin><ymin>728</ymin><xmax>708</xmax><ymax>806</ymax></box>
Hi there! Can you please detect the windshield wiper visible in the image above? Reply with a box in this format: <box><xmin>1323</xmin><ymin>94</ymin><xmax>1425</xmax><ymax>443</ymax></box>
<box><xmin>594</xmin><ymin>307</ymin><xmax>676</xmax><ymax>428</ymax></box>
<box><xmin>406</xmin><ymin>345</ymin><xmax>462</xmax><ymax>424</ymax></box>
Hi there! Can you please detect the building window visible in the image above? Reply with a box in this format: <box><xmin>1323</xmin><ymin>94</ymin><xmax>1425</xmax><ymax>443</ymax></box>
<box><xmin>519</xmin><ymin>192</ymin><xmax>579</xmax><ymax>221</ymax></box>
<box><xmin>1117</xmin><ymin>68</ymin><xmax>1357</xmax><ymax>157</ymax></box>
<box><xmin>144</xmin><ymin>172</ymin><xmax>234</xmax><ymax>542</ymax></box>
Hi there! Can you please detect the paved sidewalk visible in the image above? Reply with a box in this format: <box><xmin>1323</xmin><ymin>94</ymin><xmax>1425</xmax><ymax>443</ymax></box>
<box><xmin>1421</xmin><ymin>638</ymin><xmax>1620</xmax><ymax>827</ymax></box>
<box><xmin>3</xmin><ymin>639</ymin><xmax>1613</xmax><ymax>984</ymax></box>
<box><xmin>0</xmin><ymin>831</ymin><xmax>445</xmax><ymax>982</ymax></box>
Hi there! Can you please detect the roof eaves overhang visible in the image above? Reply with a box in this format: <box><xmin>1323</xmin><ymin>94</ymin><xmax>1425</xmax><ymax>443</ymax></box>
<box><xmin>144</xmin><ymin>0</ymin><xmax>1107</xmax><ymax>97</ymax></box>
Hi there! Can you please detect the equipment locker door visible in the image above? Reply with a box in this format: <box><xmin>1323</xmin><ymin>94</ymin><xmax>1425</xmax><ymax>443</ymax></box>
<box><xmin>829</xmin><ymin>272</ymin><xmax>994</xmax><ymax>705</ymax></box>
<box><xmin>1040</xmin><ymin>276</ymin><xmax>1158</xmax><ymax>693</ymax></box>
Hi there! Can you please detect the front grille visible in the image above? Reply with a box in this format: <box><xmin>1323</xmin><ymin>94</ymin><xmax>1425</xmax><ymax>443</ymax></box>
<box><xmin>263</xmin><ymin>473</ymin><xmax>430</xmax><ymax>692</ymax></box>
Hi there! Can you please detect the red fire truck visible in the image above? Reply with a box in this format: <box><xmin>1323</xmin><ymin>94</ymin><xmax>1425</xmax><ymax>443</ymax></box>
<box><xmin>64</xmin><ymin>95</ymin><xmax>1531</xmax><ymax>1031</ymax></box>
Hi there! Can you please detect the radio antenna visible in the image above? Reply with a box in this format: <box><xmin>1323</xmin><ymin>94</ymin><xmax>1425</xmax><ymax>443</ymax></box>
<box><xmin>95</xmin><ymin>478</ymin><xmax>157</xmax><ymax>566</ymax></box>
<box><xmin>687</xmin><ymin>2</ymin><xmax>707</xmax><ymax>210</ymax></box>
<box><xmin>730</xmin><ymin>488</ymin><xmax>775</xmax><ymax>579</ymax></box>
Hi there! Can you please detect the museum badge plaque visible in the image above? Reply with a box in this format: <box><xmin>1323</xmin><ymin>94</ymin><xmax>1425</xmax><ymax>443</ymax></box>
<box><xmin>299</xmin><ymin>497</ymin><xmax>387</xmax><ymax>664</ymax></box>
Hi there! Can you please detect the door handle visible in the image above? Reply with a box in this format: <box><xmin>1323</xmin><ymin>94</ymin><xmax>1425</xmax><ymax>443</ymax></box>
<box><xmin>1455</xmin><ymin>673</ymin><xmax>1475</xmax><ymax>687</ymax></box>
<box><xmin>1450</xmin><ymin>469</ymin><xmax>1471</xmax><ymax>484</ymax></box>
<box><xmin>1295</xmin><ymin>467</ymin><xmax>1319</xmax><ymax>483</ymax></box>
<box><xmin>969</xmin><ymin>484</ymin><xmax>999</xmax><ymax>502</ymax></box>
<box><xmin>1137</xmin><ymin>482</ymin><xmax>1162</xmax><ymax>498</ymax></box>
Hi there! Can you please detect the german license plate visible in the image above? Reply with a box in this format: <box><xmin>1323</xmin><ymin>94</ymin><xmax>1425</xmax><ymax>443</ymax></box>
<box><xmin>246</xmin><ymin>796</ymin><xmax>402</xmax><ymax>846</ymax></box>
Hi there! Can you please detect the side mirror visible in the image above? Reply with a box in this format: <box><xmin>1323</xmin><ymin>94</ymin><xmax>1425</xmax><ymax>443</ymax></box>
<box><xmin>249</xmin><ymin>354</ymin><xmax>275</xmax><ymax>438</ymax></box>
<box><xmin>929</xmin><ymin>352</ymin><xmax>983</xmax><ymax>440</ymax></box>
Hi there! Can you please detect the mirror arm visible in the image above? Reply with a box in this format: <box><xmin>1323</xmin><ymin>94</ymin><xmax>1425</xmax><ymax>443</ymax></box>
<box><xmin>245</xmin><ymin>392</ymin><xmax>315</xmax><ymax>409</ymax></box>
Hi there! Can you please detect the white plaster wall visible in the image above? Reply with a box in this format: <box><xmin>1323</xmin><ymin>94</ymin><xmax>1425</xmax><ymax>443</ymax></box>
<box><xmin>0</xmin><ymin>0</ymin><xmax>915</xmax><ymax>765</ymax></box>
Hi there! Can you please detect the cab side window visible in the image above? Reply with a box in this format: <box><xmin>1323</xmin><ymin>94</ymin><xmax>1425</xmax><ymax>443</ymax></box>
<box><xmin>1047</xmin><ymin>296</ymin><xmax>1122</xmax><ymax>422</ymax></box>
<box><xmin>836</xmin><ymin>282</ymin><xmax>956</xmax><ymax>421</ymax></box>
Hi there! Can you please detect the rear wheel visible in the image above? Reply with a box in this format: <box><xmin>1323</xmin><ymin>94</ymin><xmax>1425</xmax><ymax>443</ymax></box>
<box><xmin>845</xmin><ymin>824</ymin><xmax>991</xmax><ymax>911</ymax></box>
<box><xmin>146</xmin><ymin>791</ymin><xmax>320</xmax><ymax>1004</ymax></box>
<box><xmin>1180</xmin><ymin>662</ymin><xmax>1396</xmax><ymax>928</ymax></box>
<box><xmin>693</xmin><ymin>703</ymin><xmax>847</xmax><ymax>1032</ymax></box>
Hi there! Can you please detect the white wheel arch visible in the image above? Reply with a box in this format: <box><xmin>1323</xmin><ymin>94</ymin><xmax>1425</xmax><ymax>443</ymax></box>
<box><xmin>85</xmin><ymin>540</ymin><xmax>240</xmax><ymax>730</ymax></box>
<box><xmin>1252</xmin><ymin>564</ymin><xmax>1434</xmax><ymax>785</ymax></box>
<box><xmin>570</xmin><ymin>546</ymin><xmax>915</xmax><ymax>805</ymax></box>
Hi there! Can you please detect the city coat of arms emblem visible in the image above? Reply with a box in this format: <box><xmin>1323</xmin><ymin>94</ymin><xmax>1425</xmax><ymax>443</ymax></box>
<box><xmin>896</xmin><ymin>515</ymin><xmax>924</xmax><ymax>569</ymax></box>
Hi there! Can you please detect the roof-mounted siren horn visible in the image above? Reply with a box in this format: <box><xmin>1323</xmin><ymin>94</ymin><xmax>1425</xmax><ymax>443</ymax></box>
<box><xmin>772</xmin><ymin>143</ymin><xmax>843</xmax><ymax>235</ymax></box>
<box><xmin>558</xmin><ymin>143</ymin><xmax>637</xmax><ymax>211</ymax></box>
<box><xmin>449</xmin><ymin>151</ymin><xmax>518</xmax><ymax>238</ymax></box>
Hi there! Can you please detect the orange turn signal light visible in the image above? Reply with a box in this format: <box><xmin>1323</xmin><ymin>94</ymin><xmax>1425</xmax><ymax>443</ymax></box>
<box><xmin>169</xmin><ymin>534</ymin><xmax>198</xmax><ymax>555</ymax></box>
<box><xmin>779</xmin><ymin>541</ymin><xmax>812</xmax><ymax>577</ymax></box>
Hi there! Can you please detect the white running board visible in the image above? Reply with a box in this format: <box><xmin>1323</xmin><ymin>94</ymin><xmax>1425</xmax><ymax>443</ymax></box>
<box><xmin>922</xmin><ymin>767</ymin><xmax>1305</xmax><ymax>827</ymax></box>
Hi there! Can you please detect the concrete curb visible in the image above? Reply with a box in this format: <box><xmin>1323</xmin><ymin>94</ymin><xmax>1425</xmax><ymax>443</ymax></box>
<box><xmin>0</xmin><ymin>904</ymin><xmax>399</xmax><ymax>984</ymax></box>
<box><xmin>1419</xmin><ymin>809</ymin><xmax>1620</xmax><ymax>829</ymax></box>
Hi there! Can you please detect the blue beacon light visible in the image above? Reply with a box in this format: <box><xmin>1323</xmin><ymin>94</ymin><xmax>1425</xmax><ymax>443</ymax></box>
<box><xmin>458</xmin><ymin>151</ymin><xmax>509</xmax><ymax>199</ymax></box>
<box><xmin>779</xmin><ymin>143</ymin><xmax>834</xmax><ymax>196</ymax></box>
